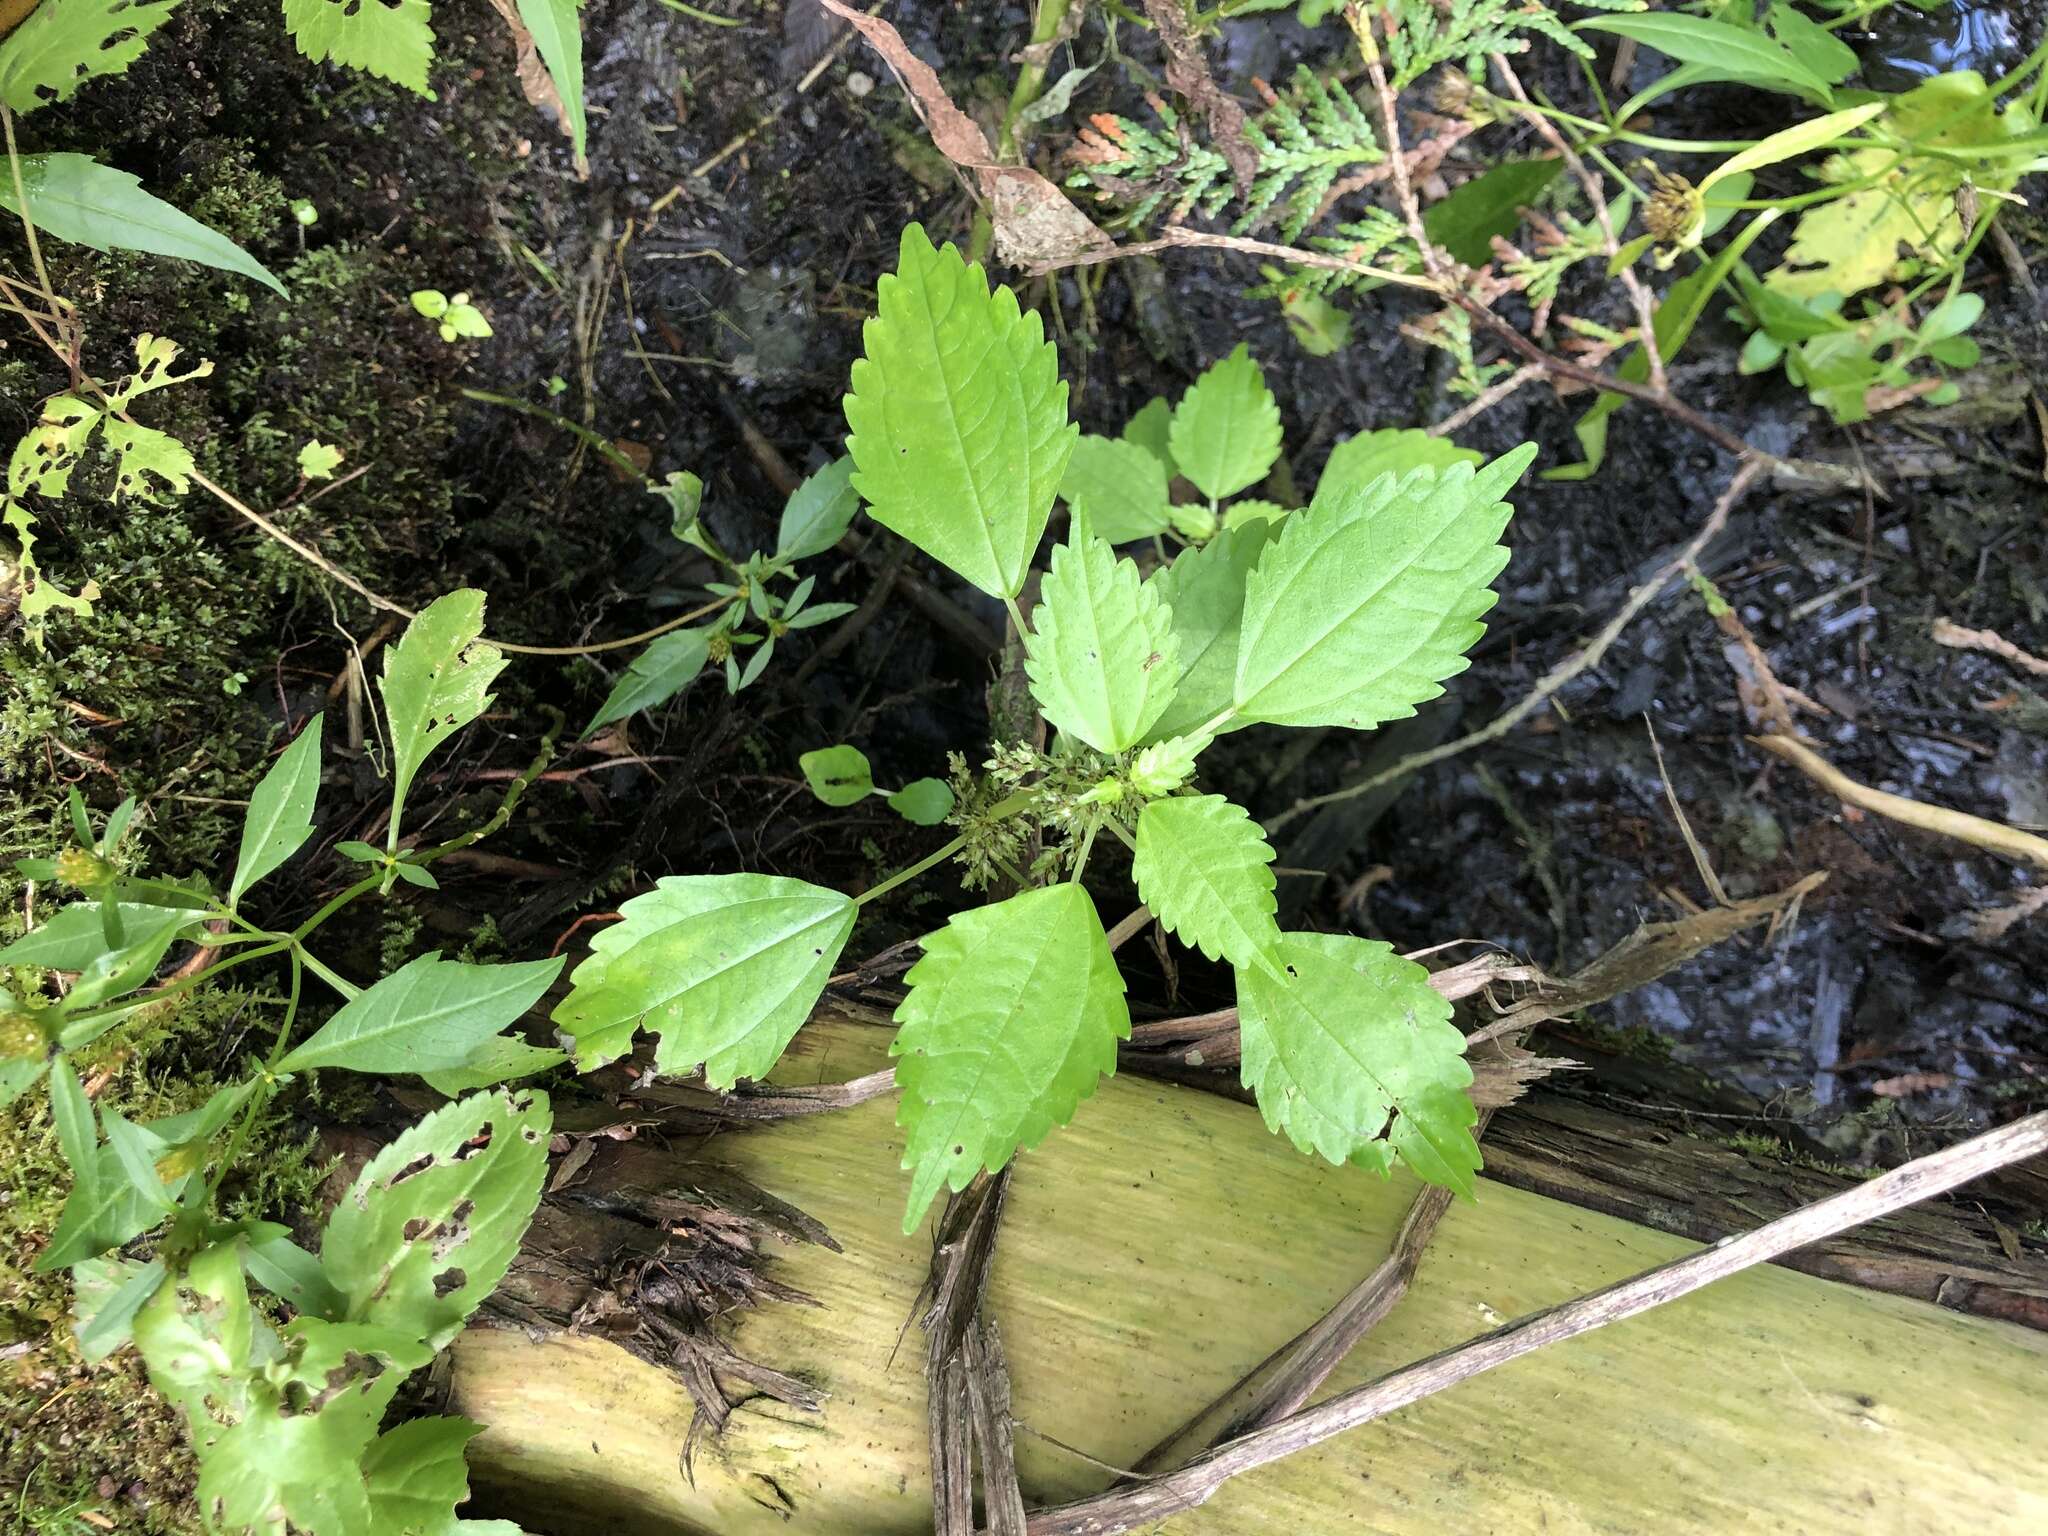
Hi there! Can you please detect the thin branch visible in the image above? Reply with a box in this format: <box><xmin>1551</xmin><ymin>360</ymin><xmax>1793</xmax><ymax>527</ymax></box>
<box><xmin>1488</xmin><ymin>54</ymin><xmax>1666</xmax><ymax>394</ymax></box>
<box><xmin>1266</xmin><ymin>457</ymin><xmax>1765</xmax><ymax>836</ymax></box>
<box><xmin>1017</xmin><ymin>1109</ymin><xmax>2048</xmax><ymax>1535</ymax></box>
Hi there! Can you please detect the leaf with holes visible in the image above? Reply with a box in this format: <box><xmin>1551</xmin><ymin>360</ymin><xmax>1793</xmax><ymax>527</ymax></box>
<box><xmin>379</xmin><ymin>589</ymin><xmax>507</xmax><ymax>847</ymax></box>
<box><xmin>1232</xmin><ymin>447</ymin><xmax>1534</xmax><ymax>729</ymax></box>
<box><xmin>0</xmin><ymin>0</ymin><xmax>184</xmax><ymax>114</ymax></box>
<box><xmin>1144</xmin><ymin>519</ymin><xmax>1274</xmax><ymax>741</ymax></box>
<box><xmin>892</xmin><ymin>884</ymin><xmax>1129</xmax><ymax>1233</ymax></box>
<box><xmin>0</xmin><ymin>153</ymin><xmax>285</xmax><ymax>293</ymax></box>
<box><xmin>1132</xmin><ymin>794</ymin><xmax>1281</xmax><ymax>971</ymax></box>
<box><xmin>278</xmin><ymin>953</ymin><xmax>563</xmax><ymax>1076</ymax></box>
<box><xmin>321</xmin><ymin>1087</ymin><xmax>552</xmax><ymax>1354</ymax></box>
<box><xmin>1237</xmin><ymin>933</ymin><xmax>1479</xmax><ymax>1195</ymax></box>
<box><xmin>552</xmin><ymin>874</ymin><xmax>855</xmax><ymax>1084</ymax></box>
<box><xmin>283</xmin><ymin>0</ymin><xmax>437</xmax><ymax>93</ymax></box>
<box><xmin>844</xmin><ymin>224</ymin><xmax>1075</xmax><ymax>599</ymax></box>
<box><xmin>1024</xmin><ymin>521</ymin><xmax>1180</xmax><ymax>752</ymax></box>
<box><xmin>1059</xmin><ymin>433</ymin><xmax>1172</xmax><ymax>543</ymax></box>
<box><xmin>1168</xmin><ymin>344</ymin><xmax>1282</xmax><ymax>502</ymax></box>
<box><xmin>230</xmin><ymin>715</ymin><xmax>324</xmax><ymax>907</ymax></box>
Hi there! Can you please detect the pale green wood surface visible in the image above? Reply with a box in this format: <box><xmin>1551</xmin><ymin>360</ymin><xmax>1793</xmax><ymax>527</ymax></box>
<box><xmin>454</xmin><ymin>1019</ymin><xmax>2048</xmax><ymax>1533</ymax></box>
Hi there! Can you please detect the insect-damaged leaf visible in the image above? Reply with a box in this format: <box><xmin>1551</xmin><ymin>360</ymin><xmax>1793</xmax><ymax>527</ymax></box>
<box><xmin>322</xmin><ymin>1087</ymin><xmax>552</xmax><ymax>1357</ymax></box>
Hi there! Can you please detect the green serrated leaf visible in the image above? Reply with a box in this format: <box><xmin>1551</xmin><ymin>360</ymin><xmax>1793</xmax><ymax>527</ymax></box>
<box><xmin>283</xmin><ymin>0</ymin><xmax>437</xmax><ymax>94</ymax></box>
<box><xmin>513</xmin><ymin>0</ymin><xmax>585</xmax><ymax>156</ymax></box>
<box><xmin>1168</xmin><ymin>344</ymin><xmax>1282</xmax><ymax>502</ymax></box>
<box><xmin>299</xmin><ymin>439</ymin><xmax>344</xmax><ymax>479</ymax></box>
<box><xmin>0</xmin><ymin>0</ymin><xmax>184</xmax><ymax>114</ymax></box>
<box><xmin>96</xmin><ymin>416</ymin><xmax>195</xmax><ymax>502</ymax></box>
<box><xmin>278</xmin><ymin>953</ymin><xmax>563</xmax><ymax>1076</ymax></box>
<box><xmin>844</xmin><ymin>224</ymin><xmax>1075</xmax><ymax>599</ymax></box>
<box><xmin>1232</xmin><ymin>448</ymin><xmax>1534</xmax><ymax>729</ymax></box>
<box><xmin>887</xmin><ymin>778</ymin><xmax>954</xmax><ymax>826</ymax></box>
<box><xmin>1132</xmin><ymin>795</ymin><xmax>1281</xmax><ymax>971</ymax></box>
<box><xmin>0</xmin><ymin>153</ymin><xmax>285</xmax><ymax>294</ymax></box>
<box><xmin>553</xmin><ymin>874</ymin><xmax>855</xmax><ymax>1084</ymax></box>
<box><xmin>1121</xmin><ymin>396</ymin><xmax>1178</xmax><ymax>478</ymax></box>
<box><xmin>587</xmin><ymin>627</ymin><xmax>710</xmax><ymax>734</ymax></box>
<box><xmin>362</xmin><ymin>1415</ymin><xmax>487</xmax><ymax>1536</ymax></box>
<box><xmin>1238</xmin><ymin>932</ymin><xmax>1479</xmax><ymax>1195</ymax></box>
<box><xmin>1023</xmin><ymin>523</ymin><xmax>1181</xmax><ymax>752</ymax></box>
<box><xmin>892</xmin><ymin>884</ymin><xmax>1130</xmax><ymax>1233</ymax></box>
<box><xmin>799</xmin><ymin>744</ymin><xmax>875</xmax><ymax>807</ymax></box>
<box><xmin>323</xmin><ymin>1087</ymin><xmax>552</xmax><ymax>1353</ymax></box>
<box><xmin>231</xmin><ymin>715</ymin><xmax>323</xmax><ymax>907</ymax></box>
<box><xmin>1059</xmin><ymin>434</ymin><xmax>1172</xmax><ymax>543</ymax></box>
<box><xmin>380</xmin><ymin>590</ymin><xmax>507</xmax><ymax>847</ymax></box>
<box><xmin>1320</xmin><ymin>428</ymin><xmax>1480</xmax><ymax>496</ymax></box>
<box><xmin>777</xmin><ymin>454</ymin><xmax>860</xmax><ymax>561</ymax></box>
<box><xmin>1145</xmin><ymin>520</ymin><xmax>1275</xmax><ymax>741</ymax></box>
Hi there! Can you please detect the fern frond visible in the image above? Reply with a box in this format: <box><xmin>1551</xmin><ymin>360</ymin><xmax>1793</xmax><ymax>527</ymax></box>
<box><xmin>1389</xmin><ymin>0</ymin><xmax>1645</xmax><ymax>90</ymax></box>
<box><xmin>1068</xmin><ymin>66</ymin><xmax>1382</xmax><ymax>241</ymax></box>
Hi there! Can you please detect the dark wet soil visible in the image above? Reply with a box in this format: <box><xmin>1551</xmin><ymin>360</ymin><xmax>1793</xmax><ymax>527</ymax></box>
<box><xmin>14</xmin><ymin>0</ymin><xmax>2048</xmax><ymax>1173</ymax></box>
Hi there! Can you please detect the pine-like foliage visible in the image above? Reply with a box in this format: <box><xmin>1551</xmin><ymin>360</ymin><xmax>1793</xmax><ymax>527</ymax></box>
<box><xmin>1388</xmin><ymin>0</ymin><xmax>1644</xmax><ymax>89</ymax></box>
<box><xmin>1068</xmin><ymin>66</ymin><xmax>1382</xmax><ymax>241</ymax></box>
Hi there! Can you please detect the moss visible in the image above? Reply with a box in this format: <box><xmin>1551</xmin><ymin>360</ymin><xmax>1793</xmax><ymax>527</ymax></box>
<box><xmin>0</xmin><ymin>982</ymin><xmax>326</xmax><ymax>1535</ymax></box>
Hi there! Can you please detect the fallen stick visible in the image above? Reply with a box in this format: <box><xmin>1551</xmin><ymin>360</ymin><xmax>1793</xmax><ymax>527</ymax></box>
<box><xmin>1023</xmin><ymin>1109</ymin><xmax>2048</xmax><ymax>1535</ymax></box>
<box><xmin>1753</xmin><ymin>732</ymin><xmax>2048</xmax><ymax>870</ymax></box>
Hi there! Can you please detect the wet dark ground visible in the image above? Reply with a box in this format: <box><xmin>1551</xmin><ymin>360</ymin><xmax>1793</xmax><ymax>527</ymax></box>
<box><xmin>17</xmin><ymin>1</ymin><xmax>2048</xmax><ymax>1169</ymax></box>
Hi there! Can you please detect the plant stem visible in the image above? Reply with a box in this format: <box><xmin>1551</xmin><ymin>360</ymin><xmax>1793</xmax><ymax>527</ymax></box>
<box><xmin>855</xmin><ymin>836</ymin><xmax>968</xmax><ymax>908</ymax></box>
<box><xmin>1000</xmin><ymin>0</ymin><xmax>1076</xmax><ymax>158</ymax></box>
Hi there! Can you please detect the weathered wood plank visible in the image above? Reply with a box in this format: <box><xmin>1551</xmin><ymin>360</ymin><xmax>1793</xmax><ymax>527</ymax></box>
<box><xmin>452</xmin><ymin>1017</ymin><xmax>2048</xmax><ymax>1534</ymax></box>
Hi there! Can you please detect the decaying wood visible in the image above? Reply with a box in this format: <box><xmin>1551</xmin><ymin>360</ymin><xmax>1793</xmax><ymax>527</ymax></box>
<box><xmin>1482</xmin><ymin>1093</ymin><xmax>2048</xmax><ymax>1331</ymax></box>
<box><xmin>453</xmin><ymin>1015</ymin><xmax>2048</xmax><ymax>1535</ymax></box>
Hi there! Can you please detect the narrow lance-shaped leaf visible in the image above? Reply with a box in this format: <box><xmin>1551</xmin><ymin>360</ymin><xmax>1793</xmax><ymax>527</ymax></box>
<box><xmin>230</xmin><ymin>715</ymin><xmax>324</xmax><ymax>906</ymax></box>
<box><xmin>278</xmin><ymin>953</ymin><xmax>565</xmax><ymax>1076</ymax></box>
<box><xmin>1233</xmin><ymin>448</ymin><xmax>1535</xmax><ymax>729</ymax></box>
<box><xmin>586</xmin><ymin>627</ymin><xmax>710</xmax><ymax>735</ymax></box>
<box><xmin>892</xmin><ymin>884</ymin><xmax>1130</xmax><ymax>1233</ymax></box>
<box><xmin>514</xmin><ymin>0</ymin><xmax>586</xmax><ymax>157</ymax></box>
<box><xmin>379</xmin><ymin>589</ymin><xmax>508</xmax><ymax>847</ymax></box>
<box><xmin>1237</xmin><ymin>932</ymin><xmax>1480</xmax><ymax>1196</ymax></box>
<box><xmin>0</xmin><ymin>154</ymin><xmax>285</xmax><ymax>295</ymax></box>
<box><xmin>844</xmin><ymin>224</ymin><xmax>1075</xmax><ymax>599</ymax></box>
<box><xmin>1023</xmin><ymin>520</ymin><xmax>1182</xmax><ymax>752</ymax></box>
<box><xmin>1132</xmin><ymin>795</ymin><xmax>1282</xmax><ymax>972</ymax></box>
<box><xmin>553</xmin><ymin>874</ymin><xmax>856</xmax><ymax>1085</ymax></box>
<box><xmin>777</xmin><ymin>454</ymin><xmax>861</xmax><ymax>561</ymax></box>
<box><xmin>1168</xmin><ymin>344</ymin><xmax>1283</xmax><ymax>502</ymax></box>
